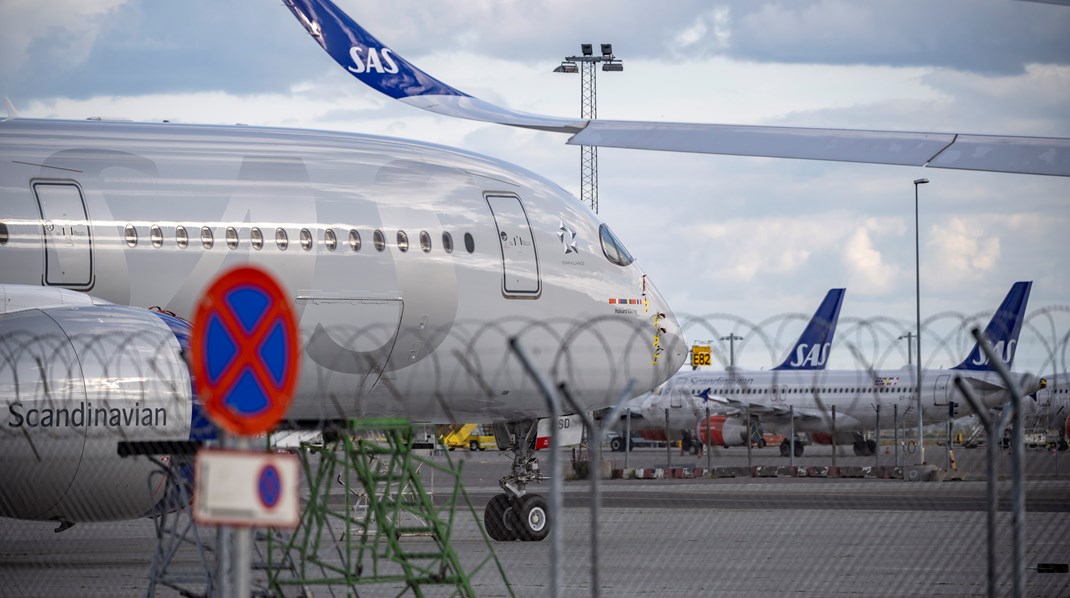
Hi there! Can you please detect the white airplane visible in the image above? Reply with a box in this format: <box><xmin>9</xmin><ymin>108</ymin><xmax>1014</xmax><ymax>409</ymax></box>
<box><xmin>1021</xmin><ymin>373</ymin><xmax>1070</xmax><ymax>450</ymax></box>
<box><xmin>648</xmin><ymin>282</ymin><xmax>1037</xmax><ymax>457</ymax></box>
<box><xmin>0</xmin><ymin>109</ymin><xmax>685</xmax><ymax>540</ymax></box>
<box><xmin>627</xmin><ymin>288</ymin><xmax>845</xmax><ymax>449</ymax></box>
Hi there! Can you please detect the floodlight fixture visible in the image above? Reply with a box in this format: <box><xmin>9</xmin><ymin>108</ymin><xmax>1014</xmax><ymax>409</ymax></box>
<box><xmin>554</xmin><ymin>62</ymin><xmax>578</xmax><ymax>74</ymax></box>
<box><xmin>581</xmin><ymin>43</ymin><xmax>593</xmax><ymax>56</ymax></box>
<box><xmin>601</xmin><ymin>43</ymin><xmax>613</xmax><ymax>57</ymax></box>
<box><xmin>602</xmin><ymin>62</ymin><xmax>623</xmax><ymax>72</ymax></box>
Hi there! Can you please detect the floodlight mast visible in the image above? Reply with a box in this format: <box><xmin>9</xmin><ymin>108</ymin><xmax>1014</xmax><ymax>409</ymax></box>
<box><xmin>554</xmin><ymin>44</ymin><xmax>623</xmax><ymax>214</ymax></box>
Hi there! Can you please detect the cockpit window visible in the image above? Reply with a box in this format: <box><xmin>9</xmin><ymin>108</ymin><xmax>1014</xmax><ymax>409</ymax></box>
<box><xmin>598</xmin><ymin>224</ymin><xmax>633</xmax><ymax>267</ymax></box>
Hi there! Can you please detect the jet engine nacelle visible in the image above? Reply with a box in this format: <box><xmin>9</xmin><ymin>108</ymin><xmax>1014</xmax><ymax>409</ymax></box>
<box><xmin>0</xmin><ymin>297</ymin><xmax>197</xmax><ymax>523</ymax></box>
<box><xmin>695</xmin><ymin>415</ymin><xmax>748</xmax><ymax>447</ymax></box>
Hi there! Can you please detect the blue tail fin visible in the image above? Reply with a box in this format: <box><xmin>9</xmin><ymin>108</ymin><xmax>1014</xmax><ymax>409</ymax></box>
<box><xmin>951</xmin><ymin>281</ymin><xmax>1032</xmax><ymax>371</ymax></box>
<box><xmin>773</xmin><ymin>288</ymin><xmax>846</xmax><ymax>371</ymax></box>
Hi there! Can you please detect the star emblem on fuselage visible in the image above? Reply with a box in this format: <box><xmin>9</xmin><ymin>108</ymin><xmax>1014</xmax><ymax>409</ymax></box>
<box><xmin>557</xmin><ymin>221</ymin><xmax>577</xmax><ymax>254</ymax></box>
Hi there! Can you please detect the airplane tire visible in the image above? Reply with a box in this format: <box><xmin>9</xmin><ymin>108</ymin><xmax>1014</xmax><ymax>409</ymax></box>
<box><xmin>793</xmin><ymin>442</ymin><xmax>804</xmax><ymax>457</ymax></box>
<box><xmin>484</xmin><ymin>494</ymin><xmax>518</xmax><ymax>541</ymax></box>
<box><xmin>853</xmin><ymin>441</ymin><xmax>864</xmax><ymax>456</ymax></box>
<box><xmin>516</xmin><ymin>494</ymin><xmax>550</xmax><ymax>542</ymax></box>
<box><xmin>866</xmin><ymin>439</ymin><xmax>878</xmax><ymax>455</ymax></box>
<box><xmin>779</xmin><ymin>441</ymin><xmax>790</xmax><ymax>457</ymax></box>
<box><xmin>610</xmin><ymin>437</ymin><xmax>624</xmax><ymax>452</ymax></box>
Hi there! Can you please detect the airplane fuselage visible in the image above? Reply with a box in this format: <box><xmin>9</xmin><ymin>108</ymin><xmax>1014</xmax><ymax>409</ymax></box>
<box><xmin>641</xmin><ymin>367</ymin><xmax>1022</xmax><ymax>439</ymax></box>
<box><xmin>0</xmin><ymin>118</ymin><xmax>684</xmax><ymax>424</ymax></box>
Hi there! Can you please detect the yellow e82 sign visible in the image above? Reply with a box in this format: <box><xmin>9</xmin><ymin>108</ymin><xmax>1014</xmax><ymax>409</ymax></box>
<box><xmin>691</xmin><ymin>345</ymin><xmax>712</xmax><ymax>367</ymax></box>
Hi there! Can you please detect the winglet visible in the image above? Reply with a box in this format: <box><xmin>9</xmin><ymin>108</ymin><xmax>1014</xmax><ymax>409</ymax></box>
<box><xmin>282</xmin><ymin>0</ymin><xmax>585</xmax><ymax>133</ymax></box>
<box><xmin>773</xmin><ymin>288</ymin><xmax>846</xmax><ymax>371</ymax></box>
<box><xmin>951</xmin><ymin>281</ymin><xmax>1032</xmax><ymax>371</ymax></box>
<box><xmin>3</xmin><ymin>97</ymin><xmax>18</xmax><ymax>119</ymax></box>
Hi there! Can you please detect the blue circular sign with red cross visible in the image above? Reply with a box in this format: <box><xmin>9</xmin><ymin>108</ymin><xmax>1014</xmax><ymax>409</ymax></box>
<box><xmin>258</xmin><ymin>464</ymin><xmax>282</xmax><ymax>509</ymax></box>
<box><xmin>190</xmin><ymin>265</ymin><xmax>299</xmax><ymax>436</ymax></box>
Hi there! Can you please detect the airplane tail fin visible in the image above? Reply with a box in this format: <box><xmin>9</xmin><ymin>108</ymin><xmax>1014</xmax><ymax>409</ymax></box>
<box><xmin>951</xmin><ymin>281</ymin><xmax>1032</xmax><ymax>371</ymax></box>
<box><xmin>772</xmin><ymin>288</ymin><xmax>846</xmax><ymax>371</ymax></box>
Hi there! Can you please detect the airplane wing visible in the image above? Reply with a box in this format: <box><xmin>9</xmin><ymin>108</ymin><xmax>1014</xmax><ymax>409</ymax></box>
<box><xmin>284</xmin><ymin>0</ymin><xmax>1070</xmax><ymax>177</ymax></box>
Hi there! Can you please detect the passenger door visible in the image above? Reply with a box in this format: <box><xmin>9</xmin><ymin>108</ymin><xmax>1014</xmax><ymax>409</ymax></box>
<box><xmin>33</xmin><ymin>182</ymin><xmax>93</xmax><ymax>288</ymax></box>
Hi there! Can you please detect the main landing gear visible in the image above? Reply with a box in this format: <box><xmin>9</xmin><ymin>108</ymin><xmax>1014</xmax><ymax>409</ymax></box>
<box><xmin>852</xmin><ymin>438</ymin><xmax>878</xmax><ymax>456</ymax></box>
<box><xmin>484</xmin><ymin>420</ymin><xmax>550</xmax><ymax>542</ymax></box>
<box><xmin>779</xmin><ymin>439</ymin><xmax>804</xmax><ymax>457</ymax></box>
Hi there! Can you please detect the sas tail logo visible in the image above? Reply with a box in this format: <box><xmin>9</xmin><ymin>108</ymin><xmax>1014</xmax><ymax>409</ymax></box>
<box><xmin>773</xmin><ymin>288</ymin><xmax>845</xmax><ymax>371</ymax></box>
<box><xmin>348</xmin><ymin>46</ymin><xmax>399</xmax><ymax>74</ymax></box>
<box><xmin>788</xmin><ymin>343</ymin><xmax>831</xmax><ymax>368</ymax></box>
<box><xmin>952</xmin><ymin>281</ymin><xmax>1031</xmax><ymax>371</ymax></box>
<box><xmin>969</xmin><ymin>339</ymin><xmax>1017</xmax><ymax>367</ymax></box>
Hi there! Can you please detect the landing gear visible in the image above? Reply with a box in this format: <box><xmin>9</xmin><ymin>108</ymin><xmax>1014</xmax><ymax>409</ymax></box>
<box><xmin>780</xmin><ymin>439</ymin><xmax>803</xmax><ymax>457</ymax></box>
<box><xmin>610</xmin><ymin>436</ymin><xmax>625</xmax><ymax>452</ymax></box>
<box><xmin>516</xmin><ymin>494</ymin><xmax>550</xmax><ymax>541</ymax></box>
<box><xmin>484</xmin><ymin>420</ymin><xmax>551</xmax><ymax>542</ymax></box>
<box><xmin>851</xmin><ymin>438</ymin><xmax>878</xmax><ymax>456</ymax></box>
<box><xmin>484</xmin><ymin>494</ymin><xmax>518</xmax><ymax>541</ymax></box>
<box><xmin>483</xmin><ymin>493</ymin><xmax>551</xmax><ymax>541</ymax></box>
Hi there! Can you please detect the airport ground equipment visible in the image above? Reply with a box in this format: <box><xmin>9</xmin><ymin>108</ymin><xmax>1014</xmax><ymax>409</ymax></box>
<box><xmin>262</xmin><ymin>418</ymin><xmax>512</xmax><ymax>597</ymax></box>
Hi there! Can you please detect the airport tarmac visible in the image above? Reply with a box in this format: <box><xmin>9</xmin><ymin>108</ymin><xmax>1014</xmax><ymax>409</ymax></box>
<box><xmin>1</xmin><ymin>447</ymin><xmax>1068</xmax><ymax>597</ymax></box>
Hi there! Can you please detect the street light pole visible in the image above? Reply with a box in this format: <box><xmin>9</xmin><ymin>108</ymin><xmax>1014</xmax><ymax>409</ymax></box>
<box><xmin>720</xmin><ymin>333</ymin><xmax>743</xmax><ymax>368</ymax></box>
<box><xmin>913</xmin><ymin>177</ymin><xmax>929</xmax><ymax>465</ymax></box>
<box><xmin>554</xmin><ymin>44</ymin><xmax>623</xmax><ymax>214</ymax></box>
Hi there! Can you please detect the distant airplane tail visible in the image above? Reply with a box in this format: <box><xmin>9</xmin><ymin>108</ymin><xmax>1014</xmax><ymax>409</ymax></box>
<box><xmin>772</xmin><ymin>288</ymin><xmax>846</xmax><ymax>371</ymax></box>
<box><xmin>951</xmin><ymin>281</ymin><xmax>1032</xmax><ymax>371</ymax></box>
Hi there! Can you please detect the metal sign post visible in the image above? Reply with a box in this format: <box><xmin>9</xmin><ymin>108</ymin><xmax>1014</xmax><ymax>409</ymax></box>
<box><xmin>189</xmin><ymin>265</ymin><xmax>300</xmax><ymax>598</ymax></box>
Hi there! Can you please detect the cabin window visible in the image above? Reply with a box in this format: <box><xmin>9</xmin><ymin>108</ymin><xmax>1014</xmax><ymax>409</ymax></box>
<box><xmin>348</xmin><ymin>229</ymin><xmax>361</xmax><ymax>252</ymax></box>
<box><xmin>150</xmin><ymin>224</ymin><xmax>163</xmax><ymax>248</ymax></box>
<box><xmin>225</xmin><ymin>226</ymin><xmax>239</xmax><ymax>250</ymax></box>
<box><xmin>176</xmin><ymin>226</ymin><xmax>189</xmax><ymax>248</ymax></box>
<box><xmin>200</xmin><ymin>226</ymin><xmax>214</xmax><ymax>249</ymax></box>
<box><xmin>397</xmin><ymin>230</ymin><xmax>409</xmax><ymax>252</ymax></box>
<box><xmin>598</xmin><ymin>223</ymin><xmax>634</xmax><ymax>267</ymax></box>
<box><xmin>251</xmin><ymin>227</ymin><xmax>264</xmax><ymax>250</ymax></box>
<box><xmin>276</xmin><ymin>228</ymin><xmax>289</xmax><ymax>251</ymax></box>
<box><xmin>300</xmin><ymin>228</ymin><xmax>313</xmax><ymax>251</ymax></box>
<box><xmin>464</xmin><ymin>232</ymin><xmax>475</xmax><ymax>253</ymax></box>
<box><xmin>324</xmin><ymin>228</ymin><xmax>337</xmax><ymax>252</ymax></box>
<box><xmin>373</xmin><ymin>229</ymin><xmax>386</xmax><ymax>252</ymax></box>
<box><xmin>419</xmin><ymin>230</ymin><xmax>431</xmax><ymax>253</ymax></box>
<box><xmin>442</xmin><ymin>232</ymin><xmax>454</xmax><ymax>254</ymax></box>
<box><xmin>124</xmin><ymin>224</ymin><xmax>138</xmax><ymax>247</ymax></box>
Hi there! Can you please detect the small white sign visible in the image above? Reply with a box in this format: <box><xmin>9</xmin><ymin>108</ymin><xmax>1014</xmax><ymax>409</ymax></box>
<box><xmin>193</xmin><ymin>449</ymin><xmax>300</xmax><ymax>528</ymax></box>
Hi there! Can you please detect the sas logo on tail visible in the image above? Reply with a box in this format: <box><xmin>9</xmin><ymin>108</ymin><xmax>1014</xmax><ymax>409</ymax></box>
<box><xmin>348</xmin><ymin>46</ymin><xmax>399</xmax><ymax>74</ymax></box>
<box><xmin>789</xmin><ymin>343</ymin><xmax>831</xmax><ymax>368</ymax></box>
<box><xmin>971</xmin><ymin>339</ymin><xmax>1016</xmax><ymax>366</ymax></box>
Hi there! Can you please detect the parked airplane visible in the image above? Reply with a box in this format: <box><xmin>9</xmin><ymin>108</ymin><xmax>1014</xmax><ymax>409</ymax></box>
<box><xmin>1023</xmin><ymin>373</ymin><xmax>1070</xmax><ymax>450</ymax></box>
<box><xmin>629</xmin><ymin>288</ymin><xmax>845</xmax><ymax>447</ymax></box>
<box><xmin>0</xmin><ymin>113</ymin><xmax>686</xmax><ymax>540</ymax></box>
<box><xmin>659</xmin><ymin>282</ymin><xmax>1036</xmax><ymax>457</ymax></box>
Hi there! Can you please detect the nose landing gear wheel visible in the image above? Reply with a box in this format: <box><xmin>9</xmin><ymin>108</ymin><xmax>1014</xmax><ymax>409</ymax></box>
<box><xmin>516</xmin><ymin>494</ymin><xmax>550</xmax><ymax>542</ymax></box>
<box><xmin>484</xmin><ymin>493</ymin><xmax>519</xmax><ymax>541</ymax></box>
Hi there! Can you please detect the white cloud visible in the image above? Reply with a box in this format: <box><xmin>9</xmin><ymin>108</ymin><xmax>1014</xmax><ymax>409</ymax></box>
<box><xmin>0</xmin><ymin>0</ymin><xmax>129</xmax><ymax>75</ymax></box>
<box><xmin>841</xmin><ymin>221</ymin><xmax>903</xmax><ymax>295</ymax></box>
<box><xmin>923</xmin><ymin>217</ymin><xmax>1000</xmax><ymax>290</ymax></box>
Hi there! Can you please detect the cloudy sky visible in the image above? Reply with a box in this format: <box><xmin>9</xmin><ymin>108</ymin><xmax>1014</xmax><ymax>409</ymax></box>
<box><xmin>2</xmin><ymin>0</ymin><xmax>1068</xmax><ymax>373</ymax></box>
